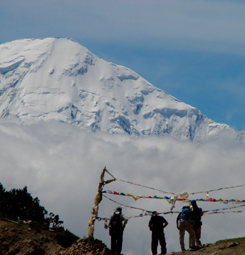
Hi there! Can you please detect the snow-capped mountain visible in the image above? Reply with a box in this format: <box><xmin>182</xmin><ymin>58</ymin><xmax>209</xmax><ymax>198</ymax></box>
<box><xmin>0</xmin><ymin>37</ymin><xmax>232</xmax><ymax>141</ymax></box>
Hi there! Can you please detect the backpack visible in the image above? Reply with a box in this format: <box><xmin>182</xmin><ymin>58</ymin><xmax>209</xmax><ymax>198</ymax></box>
<box><xmin>109</xmin><ymin>213</ymin><xmax>123</xmax><ymax>235</ymax></box>
<box><xmin>179</xmin><ymin>206</ymin><xmax>192</xmax><ymax>227</ymax></box>
<box><xmin>193</xmin><ymin>207</ymin><xmax>202</xmax><ymax>227</ymax></box>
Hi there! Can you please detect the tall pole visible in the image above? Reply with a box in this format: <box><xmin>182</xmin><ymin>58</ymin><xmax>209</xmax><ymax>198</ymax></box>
<box><xmin>87</xmin><ymin>167</ymin><xmax>115</xmax><ymax>239</ymax></box>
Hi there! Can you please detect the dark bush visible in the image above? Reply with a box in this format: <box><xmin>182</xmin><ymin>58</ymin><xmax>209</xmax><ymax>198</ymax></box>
<box><xmin>56</xmin><ymin>229</ymin><xmax>79</xmax><ymax>248</ymax></box>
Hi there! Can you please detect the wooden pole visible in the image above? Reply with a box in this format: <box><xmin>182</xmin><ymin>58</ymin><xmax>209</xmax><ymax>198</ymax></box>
<box><xmin>87</xmin><ymin>167</ymin><xmax>115</xmax><ymax>239</ymax></box>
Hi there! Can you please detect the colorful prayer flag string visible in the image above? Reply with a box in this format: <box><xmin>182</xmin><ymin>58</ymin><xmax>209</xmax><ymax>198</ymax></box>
<box><xmin>101</xmin><ymin>194</ymin><xmax>245</xmax><ymax>222</ymax></box>
<box><xmin>117</xmin><ymin>179</ymin><xmax>176</xmax><ymax>195</ymax></box>
<box><xmin>103</xmin><ymin>194</ymin><xmax>151</xmax><ymax>212</ymax></box>
<box><xmin>116</xmin><ymin>179</ymin><xmax>245</xmax><ymax>198</ymax></box>
<box><xmin>102</xmin><ymin>190</ymin><xmax>245</xmax><ymax>205</ymax></box>
<box><xmin>102</xmin><ymin>194</ymin><xmax>179</xmax><ymax>219</ymax></box>
<box><xmin>190</xmin><ymin>184</ymin><xmax>245</xmax><ymax>195</ymax></box>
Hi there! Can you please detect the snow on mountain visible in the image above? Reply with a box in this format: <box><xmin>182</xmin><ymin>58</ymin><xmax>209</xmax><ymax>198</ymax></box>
<box><xmin>0</xmin><ymin>37</ymin><xmax>233</xmax><ymax>141</ymax></box>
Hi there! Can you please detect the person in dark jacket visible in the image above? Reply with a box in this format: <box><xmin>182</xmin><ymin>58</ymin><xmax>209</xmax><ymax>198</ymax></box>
<box><xmin>149</xmin><ymin>211</ymin><xmax>168</xmax><ymax>255</ymax></box>
<box><xmin>189</xmin><ymin>200</ymin><xmax>203</xmax><ymax>247</ymax></box>
<box><xmin>109</xmin><ymin>207</ymin><xmax>128</xmax><ymax>255</ymax></box>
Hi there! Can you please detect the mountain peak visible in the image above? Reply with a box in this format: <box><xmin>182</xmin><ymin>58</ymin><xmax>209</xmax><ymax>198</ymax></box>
<box><xmin>0</xmin><ymin>37</ymin><xmax>232</xmax><ymax>141</ymax></box>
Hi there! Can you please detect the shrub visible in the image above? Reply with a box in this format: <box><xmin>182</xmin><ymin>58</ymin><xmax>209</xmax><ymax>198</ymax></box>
<box><xmin>56</xmin><ymin>229</ymin><xmax>79</xmax><ymax>248</ymax></box>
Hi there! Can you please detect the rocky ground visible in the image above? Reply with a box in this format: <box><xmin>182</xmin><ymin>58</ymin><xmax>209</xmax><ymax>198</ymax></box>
<box><xmin>55</xmin><ymin>238</ymin><xmax>112</xmax><ymax>255</ymax></box>
<box><xmin>0</xmin><ymin>218</ymin><xmax>112</xmax><ymax>255</ymax></box>
<box><xmin>168</xmin><ymin>237</ymin><xmax>245</xmax><ymax>255</ymax></box>
<box><xmin>1</xmin><ymin>218</ymin><xmax>245</xmax><ymax>255</ymax></box>
<box><xmin>0</xmin><ymin>218</ymin><xmax>62</xmax><ymax>255</ymax></box>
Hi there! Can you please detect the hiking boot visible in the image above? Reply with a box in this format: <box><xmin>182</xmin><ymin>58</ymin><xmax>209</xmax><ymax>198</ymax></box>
<box><xmin>196</xmin><ymin>240</ymin><xmax>202</xmax><ymax>246</ymax></box>
<box><xmin>190</xmin><ymin>245</ymin><xmax>200</xmax><ymax>251</ymax></box>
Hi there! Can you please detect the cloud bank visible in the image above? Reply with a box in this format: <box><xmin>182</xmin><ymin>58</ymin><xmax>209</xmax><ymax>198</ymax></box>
<box><xmin>0</xmin><ymin>119</ymin><xmax>245</xmax><ymax>254</ymax></box>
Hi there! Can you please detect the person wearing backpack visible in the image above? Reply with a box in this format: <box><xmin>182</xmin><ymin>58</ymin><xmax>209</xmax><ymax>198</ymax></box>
<box><xmin>189</xmin><ymin>200</ymin><xmax>203</xmax><ymax>247</ymax></box>
<box><xmin>176</xmin><ymin>205</ymin><xmax>196</xmax><ymax>251</ymax></box>
<box><xmin>109</xmin><ymin>207</ymin><xmax>128</xmax><ymax>255</ymax></box>
<box><xmin>148</xmin><ymin>211</ymin><xmax>168</xmax><ymax>255</ymax></box>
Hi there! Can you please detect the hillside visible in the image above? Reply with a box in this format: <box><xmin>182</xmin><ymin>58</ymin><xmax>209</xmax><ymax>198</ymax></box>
<box><xmin>0</xmin><ymin>218</ymin><xmax>62</xmax><ymax>255</ymax></box>
<box><xmin>1</xmin><ymin>217</ymin><xmax>245</xmax><ymax>255</ymax></box>
<box><xmin>0</xmin><ymin>218</ymin><xmax>112</xmax><ymax>255</ymax></box>
<box><xmin>169</xmin><ymin>237</ymin><xmax>245</xmax><ymax>255</ymax></box>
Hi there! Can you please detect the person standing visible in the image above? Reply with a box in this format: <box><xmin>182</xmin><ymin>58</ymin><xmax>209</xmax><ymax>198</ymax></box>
<box><xmin>109</xmin><ymin>207</ymin><xmax>128</xmax><ymax>255</ymax></box>
<box><xmin>176</xmin><ymin>205</ymin><xmax>196</xmax><ymax>251</ymax></box>
<box><xmin>149</xmin><ymin>211</ymin><xmax>168</xmax><ymax>255</ymax></box>
<box><xmin>189</xmin><ymin>200</ymin><xmax>203</xmax><ymax>247</ymax></box>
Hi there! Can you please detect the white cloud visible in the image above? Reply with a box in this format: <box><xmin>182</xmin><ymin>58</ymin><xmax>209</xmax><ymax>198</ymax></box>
<box><xmin>0</xmin><ymin>119</ymin><xmax>245</xmax><ymax>254</ymax></box>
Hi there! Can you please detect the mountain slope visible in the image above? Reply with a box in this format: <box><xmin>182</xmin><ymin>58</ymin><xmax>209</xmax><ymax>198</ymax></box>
<box><xmin>169</xmin><ymin>237</ymin><xmax>245</xmax><ymax>255</ymax></box>
<box><xmin>0</xmin><ymin>218</ymin><xmax>62</xmax><ymax>255</ymax></box>
<box><xmin>0</xmin><ymin>37</ymin><xmax>232</xmax><ymax>141</ymax></box>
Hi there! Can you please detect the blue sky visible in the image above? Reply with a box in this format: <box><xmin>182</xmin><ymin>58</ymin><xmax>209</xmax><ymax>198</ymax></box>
<box><xmin>0</xmin><ymin>0</ymin><xmax>245</xmax><ymax>131</ymax></box>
